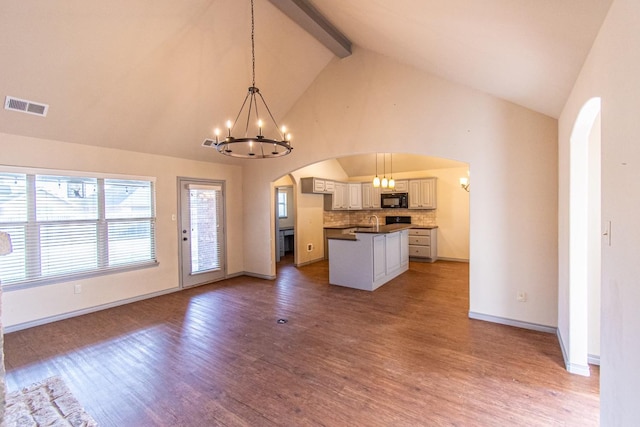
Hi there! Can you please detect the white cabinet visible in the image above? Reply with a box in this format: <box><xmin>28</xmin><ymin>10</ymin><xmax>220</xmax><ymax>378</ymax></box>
<box><xmin>362</xmin><ymin>183</ymin><xmax>381</xmax><ymax>209</ymax></box>
<box><xmin>380</xmin><ymin>179</ymin><xmax>408</xmax><ymax>193</ymax></box>
<box><xmin>348</xmin><ymin>183</ymin><xmax>362</xmax><ymax>210</ymax></box>
<box><xmin>301</xmin><ymin>177</ymin><xmax>334</xmax><ymax>194</ymax></box>
<box><xmin>328</xmin><ymin>229</ymin><xmax>410</xmax><ymax>291</ymax></box>
<box><xmin>373</xmin><ymin>235</ymin><xmax>386</xmax><ymax>281</ymax></box>
<box><xmin>408</xmin><ymin>178</ymin><xmax>437</xmax><ymax>209</ymax></box>
<box><xmin>400</xmin><ymin>229</ymin><xmax>409</xmax><ymax>267</ymax></box>
<box><xmin>385</xmin><ymin>231</ymin><xmax>401</xmax><ymax>274</ymax></box>
<box><xmin>325</xmin><ymin>182</ymin><xmax>348</xmax><ymax>210</ymax></box>
<box><xmin>325</xmin><ymin>182</ymin><xmax>362</xmax><ymax>210</ymax></box>
<box><xmin>324</xmin><ymin>180</ymin><xmax>335</xmax><ymax>193</ymax></box>
<box><xmin>408</xmin><ymin>228</ymin><xmax>437</xmax><ymax>262</ymax></box>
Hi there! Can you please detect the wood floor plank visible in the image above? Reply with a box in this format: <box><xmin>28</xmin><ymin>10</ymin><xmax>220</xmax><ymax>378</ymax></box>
<box><xmin>4</xmin><ymin>257</ymin><xmax>599</xmax><ymax>426</ymax></box>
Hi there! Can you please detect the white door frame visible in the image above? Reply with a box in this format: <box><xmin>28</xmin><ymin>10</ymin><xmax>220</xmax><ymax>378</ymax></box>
<box><xmin>177</xmin><ymin>177</ymin><xmax>227</xmax><ymax>288</ymax></box>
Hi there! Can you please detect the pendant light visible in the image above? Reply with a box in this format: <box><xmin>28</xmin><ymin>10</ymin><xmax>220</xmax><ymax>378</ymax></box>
<box><xmin>373</xmin><ymin>153</ymin><xmax>381</xmax><ymax>187</ymax></box>
<box><xmin>388</xmin><ymin>153</ymin><xmax>395</xmax><ymax>189</ymax></box>
<box><xmin>381</xmin><ymin>153</ymin><xmax>388</xmax><ymax>188</ymax></box>
<box><xmin>211</xmin><ymin>0</ymin><xmax>292</xmax><ymax>158</ymax></box>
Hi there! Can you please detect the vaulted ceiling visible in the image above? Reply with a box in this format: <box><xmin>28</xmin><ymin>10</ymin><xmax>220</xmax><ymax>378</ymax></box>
<box><xmin>0</xmin><ymin>0</ymin><xmax>612</xmax><ymax>168</ymax></box>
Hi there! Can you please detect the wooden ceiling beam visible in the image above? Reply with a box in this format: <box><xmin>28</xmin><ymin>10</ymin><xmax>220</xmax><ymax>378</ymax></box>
<box><xmin>267</xmin><ymin>0</ymin><xmax>351</xmax><ymax>58</ymax></box>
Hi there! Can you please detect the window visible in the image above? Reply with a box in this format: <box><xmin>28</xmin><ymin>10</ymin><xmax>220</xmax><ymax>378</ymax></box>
<box><xmin>277</xmin><ymin>189</ymin><xmax>288</xmax><ymax>219</ymax></box>
<box><xmin>0</xmin><ymin>170</ymin><xmax>157</xmax><ymax>289</ymax></box>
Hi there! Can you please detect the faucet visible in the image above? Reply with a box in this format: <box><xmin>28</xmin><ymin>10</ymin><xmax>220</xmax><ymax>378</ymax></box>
<box><xmin>369</xmin><ymin>215</ymin><xmax>379</xmax><ymax>231</ymax></box>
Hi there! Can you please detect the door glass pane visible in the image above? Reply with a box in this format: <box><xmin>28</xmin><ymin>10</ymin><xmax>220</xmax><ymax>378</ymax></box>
<box><xmin>189</xmin><ymin>186</ymin><xmax>221</xmax><ymax>274</ymax></box>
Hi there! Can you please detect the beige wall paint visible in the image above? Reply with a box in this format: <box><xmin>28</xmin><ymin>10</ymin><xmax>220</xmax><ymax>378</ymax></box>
<box><xmin>0</xmin><ymin>132</ymin><xmax>243</xmax><ymax>329</ymax></box>
<box><xmin>290</xmin><ymin>160</ymin><xmax>348</xmax><ymax>265</ymax></box>
<box><xmin>424</xmin><ymin>167</ymin><xmax>470</xmax><ymax>260</ymax></box>
<box><xmin>558</xmin><ymin>0</ymin><xmax>640</xmax><ymax>423</ymax></box>
<box><xmin>243</xmin><ymin>47</ymin><xmax>559</xmax><ymax>327</ymax></box>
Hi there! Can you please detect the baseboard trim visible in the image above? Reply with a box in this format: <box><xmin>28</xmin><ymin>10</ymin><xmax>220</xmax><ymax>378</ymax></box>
<box><xmin>435</xmin><ymin>257</ymin><xmax>469</xmax><ymax>263</ymax></box>
<box><xmin>468</xmin><ymin>311</ymin><xmax>557</xmax><ymax>334</ymax></box>
<box><xmin>242</xmin><ymin>271</ymin><xmax>276</xmax><ymax>280</ymax></box>
<box><xmin>557</xmin><ymin>329</ymin><xmax>592</xmax><ymax>376</ymax></box>
<box><xmin>5</xmin><ymin>287</ymin><xmax>181</xmax><ymax>333</ymax></box>
<box><xmin>295</xmin><ymin>257</ymin><xmax>324</xmax><ymax>267</ymax></box>
<box><xmin>588</xmin><ymin>354</ymin><xmax>600</xmax><ymax>366</ymax></box>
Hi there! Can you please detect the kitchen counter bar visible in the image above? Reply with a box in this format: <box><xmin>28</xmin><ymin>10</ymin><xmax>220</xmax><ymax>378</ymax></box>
<box><xmin>328</xmin><ymin>228</ymin><xmax>409</xmax><ymax>291</ymax></box>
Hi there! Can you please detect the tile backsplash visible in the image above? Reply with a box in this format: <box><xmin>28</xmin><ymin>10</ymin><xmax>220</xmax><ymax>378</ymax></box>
<box><xmin>323</xmin><ymin>209</ymin><xmax>437</xmax><ymax>227</ymax></box>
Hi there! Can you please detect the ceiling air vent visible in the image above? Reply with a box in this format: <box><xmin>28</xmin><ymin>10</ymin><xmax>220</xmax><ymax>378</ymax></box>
<box><xmin>202</xmin><ymin>138</ymin><xmax>216</xmax><ymax>147</ymax></box>
<box><xmin>4</xmin><ymin>96</ymin><xmax>49</xmax><ymax>117</ymax></box>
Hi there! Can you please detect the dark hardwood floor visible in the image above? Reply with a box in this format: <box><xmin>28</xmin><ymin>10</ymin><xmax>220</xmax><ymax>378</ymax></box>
<box><xmin>4</xmin><ymin>257</ymin><xmax>599</xmax><ymax>426</ymax></box>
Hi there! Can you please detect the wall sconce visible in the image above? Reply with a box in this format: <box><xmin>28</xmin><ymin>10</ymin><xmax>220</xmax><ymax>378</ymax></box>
<box><xmin>460</xmin><ymin>174</ymin><xmax>470</xmax><ymax>192</ymax></box>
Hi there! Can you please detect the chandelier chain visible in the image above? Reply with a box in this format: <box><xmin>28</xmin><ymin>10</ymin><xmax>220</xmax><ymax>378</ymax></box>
<box><xmin>211</xmin><ymin>0</ymin><xmax>292</xmax><ymax>158</ymax></box>
<box><xmin>251</xmin><ymin>0</ymin><xmax>256</xmax><ymax>88</ymax></box>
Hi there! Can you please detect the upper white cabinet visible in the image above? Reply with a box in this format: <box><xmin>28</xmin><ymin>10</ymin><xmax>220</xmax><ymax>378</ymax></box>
<box><xmin>325</xmin><ymin>182</ymin><xmax>349</xmax><ymax>210</ymax></box>
<box><xmin>301</xmin><ymin>177</ymin><xmax>334</xmax><ymax>194</ymax></box>
<box><xmin>408</xmin><ymin>178</ymin><xmax>437</xmax><ymax>209</ymax></box>
<box><xmin>380</xmin><ymin>179</ymin><xmax>408</xmax><ymax>193</ymax></box>
<box><xmin>348</xmin><ymin>183</ymin><xmax>362</xmax><ymax>210</ymax></box>
<box><xmin>361</xmin><ymin>183</ymin><xmax>381</xmax><ymax>209</ymax></box>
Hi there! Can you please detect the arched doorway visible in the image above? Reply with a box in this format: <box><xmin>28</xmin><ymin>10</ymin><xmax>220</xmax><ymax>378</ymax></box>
<box><xmin>567</xmin><ymin>97</ymin><xmax>601</xmax><ymax>375</ymax></box>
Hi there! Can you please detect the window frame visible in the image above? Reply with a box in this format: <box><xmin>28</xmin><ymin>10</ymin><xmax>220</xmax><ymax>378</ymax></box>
<box><xmin>0</xmin><ymin>166</ymin><xmax>158</xmax><ymax>290</ymax></box>
<box><xmin>277</xmin><ymin>188</ymin><xmax>288</xmax><ymax>219</ymax></box>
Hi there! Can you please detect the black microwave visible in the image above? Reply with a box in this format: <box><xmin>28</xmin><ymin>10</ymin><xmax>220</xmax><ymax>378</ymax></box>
<box><xmin>381</xmin><ymin>193</ymin><xmax>408</xmax><ymax>209</ymax></box>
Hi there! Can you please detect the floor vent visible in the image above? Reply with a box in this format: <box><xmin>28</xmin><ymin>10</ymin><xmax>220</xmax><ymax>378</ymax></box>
<box><xmin>202</xmin><ymin>138</ymin><xmax>216</xmax><ymax>147</ymax></box>
<box><xmin>4</xmin><ymin>96</ymin><xmax>49</xmax><ymax>117</ymax></box>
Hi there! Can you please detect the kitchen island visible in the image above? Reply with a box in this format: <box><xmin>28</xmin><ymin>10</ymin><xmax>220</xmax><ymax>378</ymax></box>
<box><xmin>327</xmin><ymin>224</ymin><xmax>410</xmax><ymax>291</ymax></box>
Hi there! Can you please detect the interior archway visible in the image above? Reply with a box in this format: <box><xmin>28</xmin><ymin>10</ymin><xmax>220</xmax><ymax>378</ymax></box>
<box><xmin>567</xmin><ymin>97</ymin><xmax>601</xmax><ymax>376</ymax></box>
<box><xmin>271</xmin><ymin>152</ymin><xmax>470</xmax><ymax>272</ymax></box>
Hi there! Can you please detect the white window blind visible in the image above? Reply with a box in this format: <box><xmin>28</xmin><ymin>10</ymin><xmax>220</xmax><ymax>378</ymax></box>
<box><xmin>0</xmin><ymin>171</ymin><xmax>157</xmax><ymax>289</ymax></box>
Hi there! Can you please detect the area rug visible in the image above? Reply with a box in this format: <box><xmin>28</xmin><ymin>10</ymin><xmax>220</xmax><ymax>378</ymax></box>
<box><xmin>3</xmin><ymin>376</ymin><xmax>98</xmax><ymax>427</ymax></box>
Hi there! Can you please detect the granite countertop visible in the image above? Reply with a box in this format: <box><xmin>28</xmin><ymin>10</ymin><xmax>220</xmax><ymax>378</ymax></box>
<box><xmin>326</xmin><ymin>223</ymin><xmax>414</xmax><ymax>239</ymax></box>
<box><xmin>323</xmin><ymin>224</ymin><xmax>370</xmax><ymax>230</ymax></box>
<box><xmin>324</xmin><ymin>224</ymin><xmax>438</xmax><ymax>230</ymax></box>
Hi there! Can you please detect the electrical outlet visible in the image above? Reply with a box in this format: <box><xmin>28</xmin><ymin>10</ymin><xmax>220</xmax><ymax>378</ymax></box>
<box><xmin>517</xmin><ymin>291</ymin><xmax>527</xmax><ymax>302</ymax></box>
<box><xmin>74</xmin><ymin>284</ymin><xmax>82</xmax><ymax>294</ymax></box>
<box><xmin>307</xmin><ymin>243</ymin><xmax>313</xmax><ymax>252</ymax></box>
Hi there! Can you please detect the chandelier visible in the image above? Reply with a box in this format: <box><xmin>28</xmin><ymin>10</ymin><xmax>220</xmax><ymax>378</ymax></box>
<box><xmin>212</xmin><ymin>0</ymin><xmax>292</xmax><ymax>158</ymax></box>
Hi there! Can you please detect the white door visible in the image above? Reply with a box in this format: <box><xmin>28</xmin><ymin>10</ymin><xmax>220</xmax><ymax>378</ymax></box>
<box><xmin>178</xmin><ymin>179</ymin><xmax>226</xmax><ymax>288</ymax></box>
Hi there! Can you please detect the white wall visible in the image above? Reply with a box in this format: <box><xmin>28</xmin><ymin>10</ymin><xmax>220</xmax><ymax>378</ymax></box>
<box><xmin>558</xmin><ymin>0</ymin><xmax>640</xmax><ymax>423</ymax></box>
<box><xmin>242</xmin><ymin>47</ymin><xmax>559</xmax><ymax>328</ymax></box>
<box><xmin>0</xmin><ymin>132</ymin><xmax>244</xmax><ymax>329</ymax></box>
<box><xmin>587</xmin><ymin>114</ymin><xmax>601</xmax><ymax>359</ymax></box>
